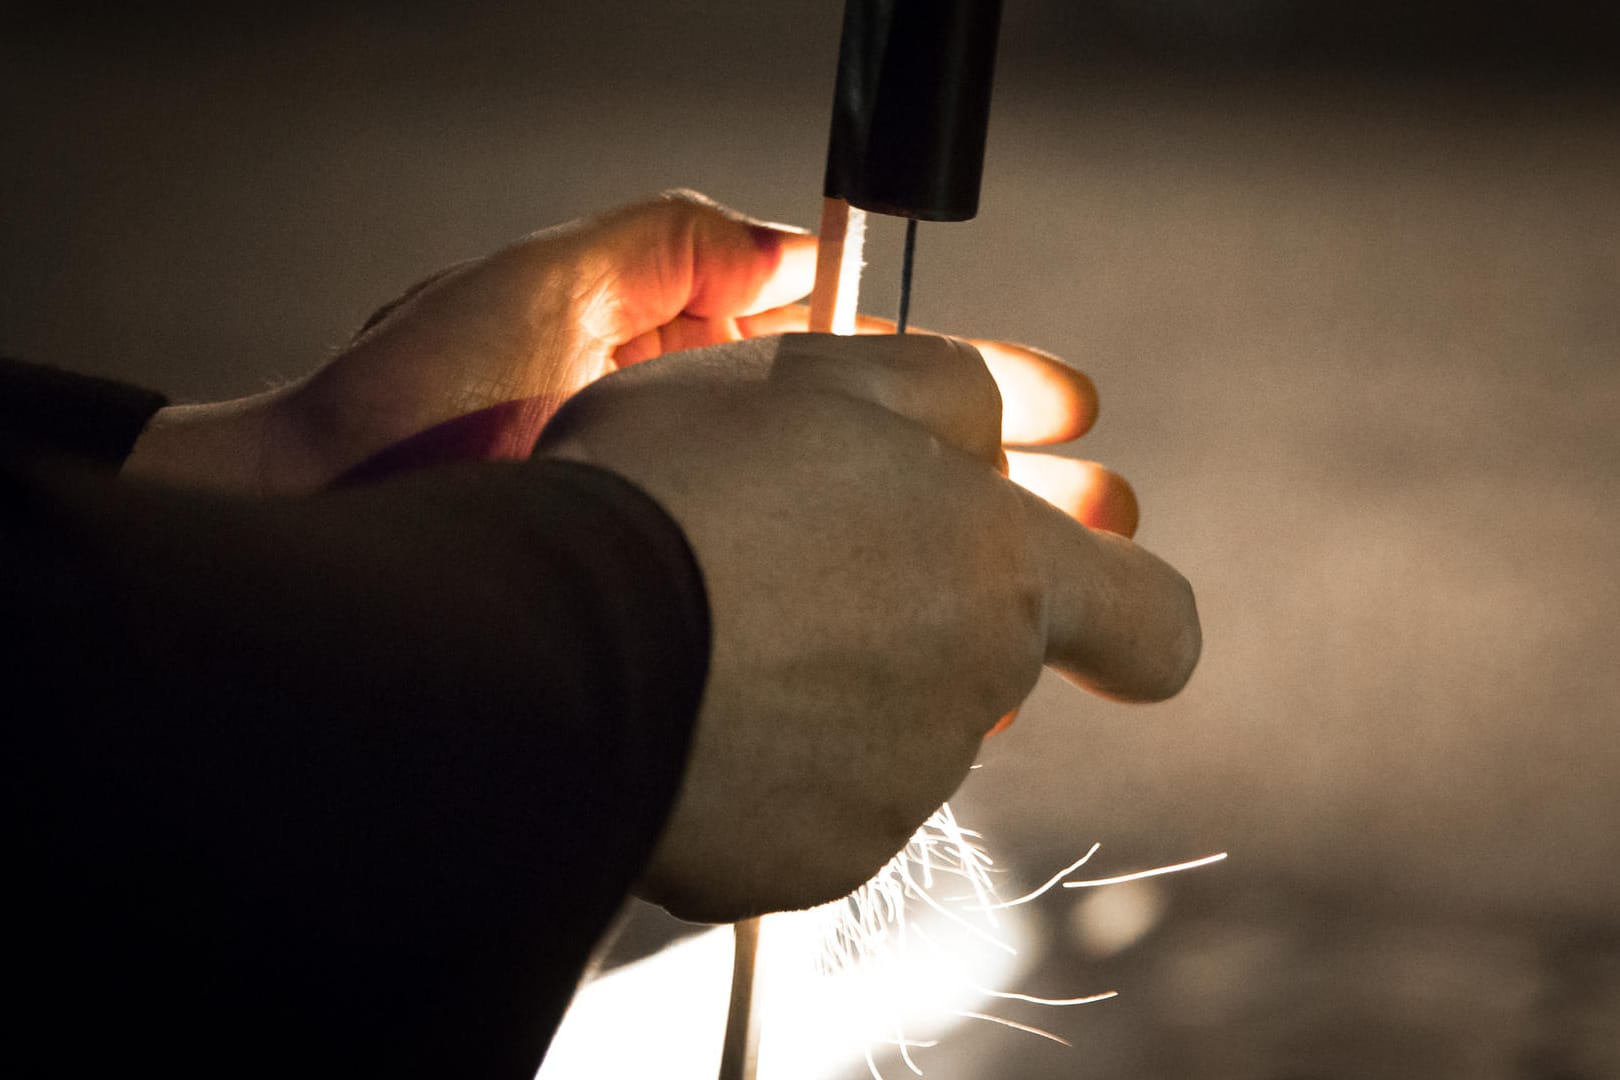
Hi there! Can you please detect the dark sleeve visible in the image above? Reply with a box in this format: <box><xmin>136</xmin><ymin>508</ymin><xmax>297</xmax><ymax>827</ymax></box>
<box><xmin>2</xmin><ymin>456</ymin><xmax>709</xmax><ymax>1079</ymax></box>
<box><xmin>0</xmin><ymin>357</ymin><xmax>167</xmax><ymax>468</ymax></box>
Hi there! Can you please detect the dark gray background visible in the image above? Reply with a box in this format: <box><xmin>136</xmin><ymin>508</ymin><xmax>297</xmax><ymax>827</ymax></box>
<box><xmin>4</xmin><ymin>3</ymin><xmax>1617</xmax><ymax>1076</ymax></box>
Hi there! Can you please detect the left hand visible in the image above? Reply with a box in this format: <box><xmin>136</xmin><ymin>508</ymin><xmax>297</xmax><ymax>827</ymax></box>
<box><xmin>123</xmin><ymin>191</ymin><xmax>1131</xmax><ymax>534</ymax></box>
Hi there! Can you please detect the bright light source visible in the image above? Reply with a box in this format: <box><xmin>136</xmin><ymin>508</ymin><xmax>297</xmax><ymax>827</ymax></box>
<box><xmin>539</xmin><ymin>863</ymin><xmax>1039</xmax><ymax>1080</ymax></box>
<box><xmin>539</xmin><ymin>828</ymin><xmax>1222</xmax><ymax>1077</ymax></box>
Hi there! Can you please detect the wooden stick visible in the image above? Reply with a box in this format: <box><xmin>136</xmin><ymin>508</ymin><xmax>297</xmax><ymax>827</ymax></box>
<box><xmin>718</xmin><ymin>916</ymin><xmax>764</xmax><ymax>1080</ymax></box>
<box><xmin>716</xmin><ymin>198</ymin><xmax>865</xmax><ymax>1080</ymax></box>
<box><xmin>807</xmin><ymin>197</ymin><xmax>867</xmax><ymax>335</ymax></box>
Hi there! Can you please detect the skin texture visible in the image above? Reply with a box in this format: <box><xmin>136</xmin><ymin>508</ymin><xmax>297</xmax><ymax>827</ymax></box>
<box><xmin>538</xmin><ymin>333</ymin><xmax>1198</xmax><ymax>920</ymax></box>
<box><xmin>123</xmin><ymin>191</ymin><xmax>1121</xmax><ymax>513</ymax></box>
<box><xmin>119</xmin><ymin>191</ymin><xmax>1200</xmax><ymax>922</ymax></box>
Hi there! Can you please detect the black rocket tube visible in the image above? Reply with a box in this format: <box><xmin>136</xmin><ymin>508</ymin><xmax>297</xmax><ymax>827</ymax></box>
<box><xmin>823</xmin><ymin>0</ymin><xmax>1004</xmax><ymax>222</ymax></box>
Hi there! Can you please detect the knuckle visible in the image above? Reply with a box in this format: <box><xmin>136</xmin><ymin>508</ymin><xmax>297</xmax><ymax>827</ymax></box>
<box><xmin>775</xmin><ymin>333</ymin><xmax>1004</xmax><ymax>462</ymax></box>
<box><xmin>598</xmin><ymin>190</ymin><xmax>728</xmax><ymax>253</ymax></box>
<box><xmin>651</xmin><ymin>188</ymin><xmax>729</xmax><ymax>234</ymax></box>
<box><xmin>991</xmin><ymin>588</ymin><xmax>1048</xmax><ymax>714</ymax></box>
<box><xmin>893</xmin><ymin>330</ymin><xmax>960</xmax><ymax>366</ymax></box>
<box><xmin>882</xmin><ymin>335</ymin><xmax>1004</xmax><ymax>459</ymax></box>
<box><xmin>656</xmin><ymin>187</ymin><xmax>718</xmax><ymax>211</ymax></box>
<box><xmin>939</xmin><ymin>338</ymin><xmax>1004</xmax><ymax>459</ymax></box>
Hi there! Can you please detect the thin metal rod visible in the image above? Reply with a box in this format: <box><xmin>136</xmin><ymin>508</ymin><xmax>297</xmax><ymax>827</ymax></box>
<box><xmin>897</xmin><ymin>217</ymin><xmax>918</xmax><ymax>333</ymax></box>
<box><xmin>719</xmin><ymin>916</ymin><xmax>764</xmax><ymax>1080</ymax></box>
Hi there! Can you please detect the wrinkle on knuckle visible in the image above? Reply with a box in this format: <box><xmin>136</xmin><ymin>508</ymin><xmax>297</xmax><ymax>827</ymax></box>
<box><xmin>884</xmin><ymin>336</ymin><xmax>1001</xmax><ymax>461</ymax></box>
<box><xmin>654</xmin><ymin>190</ymin><xmax>730</xmax><ymax>249</ymax></box>
<box><xmin>941</xmin><ymin>339</ymin><xmax>1006</xmax><ymax>456</ymax></box>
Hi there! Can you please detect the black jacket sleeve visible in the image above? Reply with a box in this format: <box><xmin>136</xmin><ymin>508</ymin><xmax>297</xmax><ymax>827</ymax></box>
<box><xmin>2</xmin><ymin>364</ymin><xmax>710</xmax><ymax>1079</ymax></box>
<box><xmin>0</xmin><ymin>357</ymin><xmax>167</xmax><ymax>469</ymax></box>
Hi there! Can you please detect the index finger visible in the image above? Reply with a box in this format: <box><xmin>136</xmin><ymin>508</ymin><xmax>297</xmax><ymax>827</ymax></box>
<box><xmin>555</xmin><ymin>191</ymin><xmax>818</xmax><ymax>345</ymax></box>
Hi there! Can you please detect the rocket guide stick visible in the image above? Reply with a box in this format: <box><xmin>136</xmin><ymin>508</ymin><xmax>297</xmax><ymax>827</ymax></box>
<box><xmin>811</xmin><ymin>0</ymin><xmax>1002</xmax><ymax>334</ymax></box>
<box><xmin>720</xmin><ymin>3</ymin><xmax>1004</xmax><ymax>1079</ymax></box>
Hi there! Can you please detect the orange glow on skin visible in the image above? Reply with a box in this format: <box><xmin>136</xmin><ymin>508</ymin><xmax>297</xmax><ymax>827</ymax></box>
<box><xmin>1005</xmin><ymin>451</ymin><xmax>1139</xmax><ymax>538</ymax></box>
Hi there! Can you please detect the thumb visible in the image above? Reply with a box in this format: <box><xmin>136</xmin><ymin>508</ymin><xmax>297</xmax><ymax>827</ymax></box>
<box><xmin>1021</xmin><ymin>487</ymin><xmax>1203</xmax><ymax>703</ymax></box>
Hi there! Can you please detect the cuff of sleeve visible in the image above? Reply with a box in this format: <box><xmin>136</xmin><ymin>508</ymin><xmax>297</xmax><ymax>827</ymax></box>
<box><xmin>513</xmin><ymin>458</ymin><xmax>712</xmax><ymax>865</ymax></box>
<box><xmin>0</xmin><ymin>357</ymin><xmax>168</xmax><ymax>469</ymax></box>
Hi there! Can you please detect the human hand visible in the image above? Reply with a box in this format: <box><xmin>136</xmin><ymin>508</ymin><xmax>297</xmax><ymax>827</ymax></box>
<box><xmin>119</xmin><ymin>192</ymin><xmax>1122</xmax><ymax>521</ymax></box>
<box><xmin>122</xmin><ymin>191</ymin><xmax>804</xmax><ymax>491</ymax></box>
<box><xmin>536</xmin><ymin>332</ymin><xmax>1199</xmax><ymax>922</ymax></box>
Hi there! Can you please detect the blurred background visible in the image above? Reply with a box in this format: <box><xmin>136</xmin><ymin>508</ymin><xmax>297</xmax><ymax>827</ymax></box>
<box><xmin>4</xmin><ymin>2</ymin><xmax>1617</xmax><ymax>1076</ymax></box>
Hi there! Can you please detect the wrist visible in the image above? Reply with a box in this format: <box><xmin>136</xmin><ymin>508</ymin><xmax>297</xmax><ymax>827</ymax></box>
<box><xmin>121</xmin><ymin>384</ymin><xmax>327</xmax><ymax>495</ymax></box>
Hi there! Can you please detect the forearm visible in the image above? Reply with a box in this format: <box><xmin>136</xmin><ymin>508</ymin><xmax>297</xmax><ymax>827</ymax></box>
<box><xmin>4</xmin><ymin>455</ymin><xmax>709</xmax><ymax>1076</ymax></box>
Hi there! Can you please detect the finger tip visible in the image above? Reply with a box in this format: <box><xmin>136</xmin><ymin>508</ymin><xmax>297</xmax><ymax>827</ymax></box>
<box><xmin>1097</xmin><ymin>473</ymin><xmax>1140</xmax><ymax>538</ymax></box>
<box><xmin>1008</xmin><ymin>454</ymin><xmax>1140</xmax><ymax>536</ymax></box>
<box><xmin>1041</xmin><ymin>362</ymin><xmax>1098</xmax><ymax>442</ymax></box>
<box><xmin>985</xmin><ymin>343</ymin><xmax>1099</xmax><ymax>444</ymax></box>
<box><xmin>1069</xmin><ymin>368</ymin><xmax>1100</xmax><ymax>438</ymax></box>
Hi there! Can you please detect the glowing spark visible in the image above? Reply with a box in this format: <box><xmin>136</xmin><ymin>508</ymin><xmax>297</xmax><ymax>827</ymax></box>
<box><xmin>1060</xmin><ymin>851</ymin><xmax>1229</xmax><ymax>889</ymax></box>
<box><xmin>816</xmin><ymin>803</ymin><xmax>1015</xmax><ymax>975</ymax></box>
<box><xmin>951</xmin><ymin>1010</ymin><xmax>1074</xmax><ymax>1047</ymax></box>
<box><xmin>909</xmin><ymin>925</ymin><xmax>1119</xmax><ymax>1008</ymax></box>
<box><xmin>895</xmin><ymin>1026</ymin><xmax>924</xmax><ymax>1077</ymax></box>
<box><xmin>974</xmin><ymin>987</ymin><xmax>1119</xmax><ymax>1007</ymax></box>
<box><xmin>971</xmin><ymin>842</ymin><xmax>1102</xmax><ymax>911</ymax></box>
<box><xmin>801</xmin><ymin>803</ymin><xmax>1127</xmax><ymax>1080</ymax></box>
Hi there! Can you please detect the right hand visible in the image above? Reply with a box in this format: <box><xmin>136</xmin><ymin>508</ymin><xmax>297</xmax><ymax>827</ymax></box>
<box><xmin>536</xmin><ymin>331</ymin><xmax>1200</xmax><ymax>922</ymax></box>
